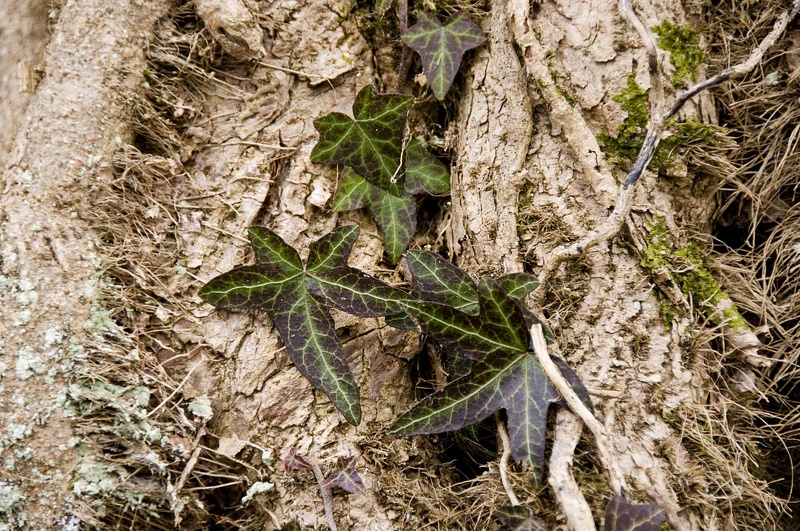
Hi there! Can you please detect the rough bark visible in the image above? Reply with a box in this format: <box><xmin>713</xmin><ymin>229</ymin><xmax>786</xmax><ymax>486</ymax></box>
<box><xmin>1</xmin><ymin>0</ymin><xmax>789</xmax><ymax>529</ymax></box>
<box><xmin>0</xmin><ymin>0</ymin><xmax>172</xmax><ymax>527</ymax></box>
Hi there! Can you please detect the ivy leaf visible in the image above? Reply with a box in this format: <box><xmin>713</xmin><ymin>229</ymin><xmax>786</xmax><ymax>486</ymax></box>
<box><xmin>391</xmin><ymin>272</ymin><xmax>592</xmax><ymax>479</ymax></box>
<box><xmin>402</xmin><ymin>11</ymin><xmax>486</xmax><ymax>100</ymax></box>
<box><xmin>404</xmin><ymin>137</ymin><xmax>450</xmax><ymax>196</ymax></box>
<box><xmin>311</xmin><ymin>85</ymin><xmax>412</xmax><ymax>196</ymax></box>
<box><xmin>494</xmin><ymin>506</ymin><xmax>548</xmax><ymax>531</ymax></box>
<box><xmin>605</xmin><ymin>494</ymin><xmax>666</xmax><ymax>531</ymax></box>
<box><xmin>405</xmin><ymin>250</ymin><xmax>478</xmax><ymax>314</ymax></box>
<box><xmin>332</xmin><ymin>169</ymin><xmax>417</xmax><ymax>264</ymax></box>
<box><xmin>330</xmin><ymin>138</ymin><xmax>449</xmax><ymax>263</ymax></box>
<box><xmin>321</xmin><ymin>457</ymin><xmax>366</xmax><ymax>495</ymax></box>
<box><xmin>200</xmin><ymin>226</ymin><xmax>408</xmax><ymax>425</ymax></box>
<box><xmin>284</xmin><ymin>447</ymin><xmax>313</xmax><ymax>472</ymax></box>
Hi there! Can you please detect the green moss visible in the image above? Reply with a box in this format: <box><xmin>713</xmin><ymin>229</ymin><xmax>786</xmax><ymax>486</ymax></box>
<box><xmin>556</xmin><ymin>86</ymin><xmax>577</xmax><ymax>107</ymax></box>
<box><xmin>598</xmin><ymin>75</ymin><xmax>720</xmax><ymax>171</ymax></box>
<box><xmin>640</xmin><ymin>219</ymin><xmax>749</xmax><ymax>330</ymax></box>
<box><xmin>597</xmin><ymin>75</ymin><xmax>649</xmax><ymax>167</ymax></box>
<box><xmin>652</xmin><ymin>21</ymin><xmax>704</xmax><ymax>84</ymax></box>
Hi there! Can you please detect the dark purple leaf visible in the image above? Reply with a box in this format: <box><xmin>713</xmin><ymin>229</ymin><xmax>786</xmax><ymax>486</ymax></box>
<box><xmin>284</xmin><ymin>447</ymin><xmax>313</xmax><ymax>472</ymax></box>
<box><xmin>321</xmin><ymin>457</ymin><xmax>366</xmax><ymax>495</ymax></box>
<box><xmin>605</xmin><ymin>494</ymin><xmax>666</xmax><ymax>531</ymax></box>
<box><xmin>402</xmin><ymin>11</ymin><xmax>486</xmax><ymax>99</ymax></box>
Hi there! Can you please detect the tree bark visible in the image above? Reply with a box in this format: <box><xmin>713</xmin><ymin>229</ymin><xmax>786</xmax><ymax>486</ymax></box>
<box><xmin>0</xmin><ymin>0</ymin><xmax>790</xmax><ymax>529</ymax></box>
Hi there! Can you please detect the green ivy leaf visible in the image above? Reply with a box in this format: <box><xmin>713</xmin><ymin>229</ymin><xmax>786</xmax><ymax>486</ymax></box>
<box><xmin>405</xmin><ymin>250</ymin><xmax>479</xmax><ymax>314</ymax></box>
<box><xmin>200</xmin><ymin>226</ymin><xmax>407</xmax><ymax>425</ymax></box>
<box><xmin>494</xmin><ymin>506</ymin><xmax>548</xmax><ymax>531</ymax></box>
<box><xmin>390</xmin><ymin>274</ymin><xmax>592</xmax><ymax>479</ymax></box>
<box><xmin>332</xmin><ymin>169</ymin><xmax>417</xmax><ymax>264</ymax></box>
<box><xmin>311</xmin><ymin>86</ymin><xmax>413</xmax><ymax>196</ymax></box>
<box><xmin>605</xmin><ymin>494</ymin><xmax>666</xmax><ymax>531</ymax></box>
<box><xmin>401</xmin><ymin>11</ymin><xmax>486</xmax><ymax>100</ymax></box>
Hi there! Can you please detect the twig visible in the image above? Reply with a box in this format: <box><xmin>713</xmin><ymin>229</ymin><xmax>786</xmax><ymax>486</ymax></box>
<box><xmin>172</xmin><ymin>425</ymin><xmax>207</xmax><ymax>526</ymax></box>
<box><xmin>618</xmin><ymin>0</ymin><xmax>662</xmax><ymax>107</ymax></box>
<box><xmin>549</xmin><ymin>409</ymin><xmax>596</xmax><ymax>531</ymax></box>
<box><xmin>496</xmin><ymin>413</ymin><xmax>520</xmax><ymax>506</ymax></box>
<box><xmin>147</xmin><ymin>359</ymin><xmax>204</xmax><ymax>418</ymax></box>
<box><xmin>531</xmin><ymin>0</ymin><xmax>800</xmax><ymax>302</ymax></box>
<box><xmin>531</xmin><ymin>324</ymin><xmax>626</xmax><ymax>494</ymax></box>
<box><xmin>308</xmin><ymin>458</ymin><xmax>338</xmax><ymax>531</ymax></box>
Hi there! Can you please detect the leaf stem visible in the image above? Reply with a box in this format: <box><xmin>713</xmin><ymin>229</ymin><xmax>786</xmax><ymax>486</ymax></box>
<box><xmin>308</xmin><ymin>457</ymin><xmax>338</xmax><ymax>531</ymax></box>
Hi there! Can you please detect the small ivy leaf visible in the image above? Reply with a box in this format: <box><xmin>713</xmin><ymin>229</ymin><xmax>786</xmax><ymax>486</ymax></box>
<box><xmin>404</xmin><ymin>137</ymin><xmax>451</xmax><ymax>196</ymax></box>
<box><xmin>331</xmin><ymin>169</ymin><xmax>371</xmax><ymax>212</ymax></box>
<box><xmin>605</xmin><ymin>494</ymin><xmax>666</xmax><ymax>531</ymax></box>
<box><xmin>321</xmin><ymin>457</ymin><xmax>366</xmax><ymax>495</ymax></box>
<box><xmin>494</xmin><ymin>506</ymin><xmax>548</xmax><ymax>531</ymax></box>
<box><xmin>401</xmin><ymin>11</ymin><xmax>486</xmax><ymax>100</ymax></box>
<box><xmin>369</xmin><ymin>185</ymin><xmax>417</xmax><ymax>263</ymax></box>
<box><xmin>284</xmin><ymin>447</ymin><xmax>313</xmax><ymax>472</ymax></box>
<box><xmin>330</xmin><ymin>169</ymin><xmax>416</xmax><ymax>264</ymax></box>
<box><xmin>405</xmin><ymin>250</ymin><xmax>479</xmax><ymax>314</ymax></box>
<box><xmin>280</xmin><ymin>521</ymin><xmax>301</xmax><ymax>531</ymax></box>
<box><xmin>311</xmin><ymin>86</ymin><xmax>412</xmax><ymax>196</ymax></box>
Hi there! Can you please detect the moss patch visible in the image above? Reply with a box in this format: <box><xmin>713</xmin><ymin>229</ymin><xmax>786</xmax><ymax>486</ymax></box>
<box><xmin>598</xmin><ymin>74</ymin><xmax>649</xmax><ymax>167</ymax></box>
<box><xmin>652</xmin><ymin>21</ymin><xmax>704</xmax><ymax>84</ymax></box>
<box><xmin>641</xmin><ymin>217</ymin><xmax>749</xmax><ymax>330</ymax></box>
<box><xmin>598</xmin><ymin>75</ymin><xmax>720</xmax><ymax>171</ymax></box>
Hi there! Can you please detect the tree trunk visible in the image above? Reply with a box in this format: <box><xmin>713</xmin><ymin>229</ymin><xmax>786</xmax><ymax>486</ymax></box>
<box><xmin>0</xmin><ymin>0</ymin><xmax>792</xmax><ymax>529</ymax></box>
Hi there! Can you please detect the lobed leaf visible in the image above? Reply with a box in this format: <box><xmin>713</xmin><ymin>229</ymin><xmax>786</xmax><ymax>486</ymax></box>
<box><xmin>321</xmin><ymin>457</ymin><xmax>366</xmax><ymax>495</ymax></box>
<box><xmin>605</xmin><ymin>494</ymin><xmax>666</xmax><ymax>531</ymax></box>
<box><xmin>311</xmin><ymin>86</ymin><xmax>412</xmax><ymax>196</ymax></box>
<box><xmin>402</xmin><ymin>11</ymin><xmax>486</xmax><ymax>100</ymax></box>
<box><xmin>494</xmin><ymin>506</ymin><xmax>548</xmax><ymax>531</ymax></box>
<box><xmin>404</xmin><ymin>137</ymin><xmax>451</xmax><ymax>196</ymax></box>
<box><xmin>391</xmin><ymin>271</ymin><xmax>593</xmax><ymax>478</ymax></box>
<box><xmin>405</xmin><ymin>250</ymin><xmax>479</xmax><ymax>314</ymax></box>
<box><xmin>201</xmin><ymin>226</ymin><xmax>410</xmax><ymax>426</ymax></box>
